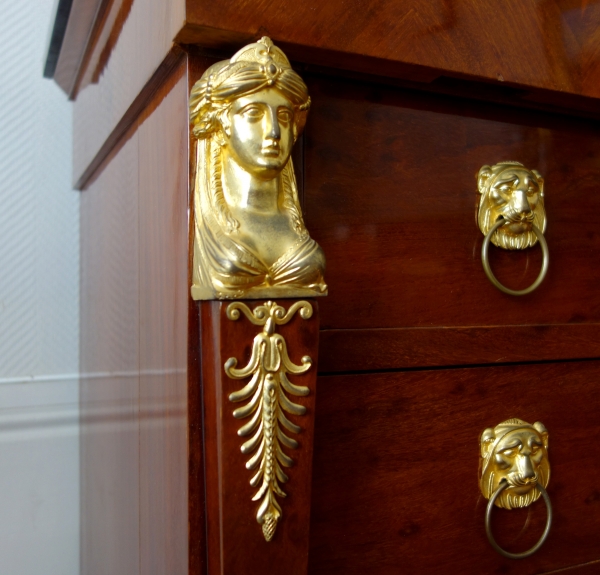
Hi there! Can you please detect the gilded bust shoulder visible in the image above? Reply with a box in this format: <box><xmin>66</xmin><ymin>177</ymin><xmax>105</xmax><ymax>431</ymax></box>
<box><xmin>189</xmin><ymin>37</ymin><xmax>327</xmax><ymax>300</ymax></box>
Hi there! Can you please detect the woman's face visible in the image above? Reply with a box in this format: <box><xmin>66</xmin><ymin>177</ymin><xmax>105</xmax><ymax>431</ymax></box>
<box><xmin>223</xmin><ymin>88</ymin><xmax>295</xmax><ymax>180</ymax></box>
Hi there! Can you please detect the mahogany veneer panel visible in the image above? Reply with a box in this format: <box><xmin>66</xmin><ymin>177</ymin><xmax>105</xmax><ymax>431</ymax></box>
<box><xmin>309</xmin><ymin>361</ymin><xmax>600</xmax><ymax>574</ymax></box>
<box><xmin>138</xmin><ymin>69</ymin><xmax>189</xmax><ymax>575</ymax></box>
<box><xmin>81</xmin><ymin>130</ymin><xmax>140</xmax><ymax>575</ymax></box>
<box><xmin>200</xmin><ymin>300</ymin><xmax>319</xmax><ymax>575</ymax></box>
<box><xmin>303</xmin><ymin>76</ymin><xmax>600</xmax><ymax>332</ymax></box>
<box><xmin>80</xmin><ymin>61</ymin><xmax>189</xmax><ymax>575</ymax></box>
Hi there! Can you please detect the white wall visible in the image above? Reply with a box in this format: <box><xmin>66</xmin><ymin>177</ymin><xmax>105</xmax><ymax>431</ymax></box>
<box><xmin>0</xmin><ymin>1</ymin><xmax>79</xmax><ymax>574</ymax></box>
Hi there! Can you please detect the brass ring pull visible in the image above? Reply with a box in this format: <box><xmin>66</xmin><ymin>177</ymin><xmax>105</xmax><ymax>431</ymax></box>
<box><xmin>485</xmin><ymin>480</ymin><xmax>553</xmax><ymax>559</ymax></box>
<box><xmin>481</xmin><ymin>218</ymin><xmax>549</xmax><ymax>296</ymax></box>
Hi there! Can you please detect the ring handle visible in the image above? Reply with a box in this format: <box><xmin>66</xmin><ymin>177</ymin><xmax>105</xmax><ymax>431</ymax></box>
<box><xmin>481</xmin><ymin>218</ymin><xmax>549</xmax><ymax>296</ymax></box>
<box><xmin>485</xmin><ymin>480</ymin><xmax>553</xmax><ymax>559</ymax></box>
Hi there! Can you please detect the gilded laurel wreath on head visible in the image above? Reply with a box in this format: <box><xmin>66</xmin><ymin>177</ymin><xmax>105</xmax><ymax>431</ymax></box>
<box><xmin>189</xmin><ymin>37</ymin><xmax>327</xmax><ymax>300</ymax></box>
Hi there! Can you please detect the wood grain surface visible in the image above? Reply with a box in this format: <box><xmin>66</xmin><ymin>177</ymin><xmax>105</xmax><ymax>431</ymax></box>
<box><xmin>80</xmin><ymin>122</ymin><xmax>141</xmax><ymax>575</ymax></box>
<box><xmin>180</xmin><ymin>0</ymin><xmax>600</xmax><ymax>102</ymax></box>
<box><xmin>56</xmin><ymin>0</ymin><xmax>600</xmax><ymax>108</ymax></box>
<box><xmin>60</xmin><ymin>0</ymin><xmax>600</xmax><ymax>187</ymax></box>
<box><xmin>199</xmin><ymin>300</ymin><xmax>320</xmax><ymax>575</ymax></box>
<box><xmin>308</xmin><ymin>361</ymin><xmax>600</xmax><ymax>574</ymax></box>
<box><xmin>138</xmin><ymin>66</ymin><xmax>189</xmax><ymax>575</ymax></box>
<box><xmin>70</xmin><ymin>12</ymin><xmax>600</xmax><ymax>574</ymax></box>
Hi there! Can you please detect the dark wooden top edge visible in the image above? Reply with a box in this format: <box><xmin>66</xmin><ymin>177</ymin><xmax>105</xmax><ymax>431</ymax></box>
<box><xmin>43</xmin><ymin>0</ymin><xmax>75</xmax><ymax>78</ymax></box>
<box><xmin>181</xmin><ymin>31</ymin><xmax>600</xmax><ymax>122</ymax></box>
<box><xmin>49</xmin><ymin>2</ymin><xmax>600</xmax><ymax>119</ymax></box>
<box><xmin>177</xmin><ymin>22</ymin><xmax>600</xmax><ymax>120</ymax></box>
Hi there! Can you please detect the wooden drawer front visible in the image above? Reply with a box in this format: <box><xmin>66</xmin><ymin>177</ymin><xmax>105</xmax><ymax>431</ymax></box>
<box><xmin>308</xmin><ymin>361</ymin><xmax>600</xmax><ymax>574</ymax></box>
<box><xmin>303</xmin><ymin>76</ymin><xmax>600</xmax><ymax>332</ymax></box>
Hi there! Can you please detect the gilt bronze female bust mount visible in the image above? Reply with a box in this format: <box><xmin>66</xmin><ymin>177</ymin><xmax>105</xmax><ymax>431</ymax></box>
<box><xmin>189</xmin><ymin>37</ymin><xmax>327</xmax><ymax>300</ymax></box>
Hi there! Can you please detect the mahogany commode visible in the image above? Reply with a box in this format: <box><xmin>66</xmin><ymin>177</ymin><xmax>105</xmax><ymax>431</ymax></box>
<box><xmin>46</xmin><ymin>0</ymin><xmax>600</xmax><ymax>573</ymax></box>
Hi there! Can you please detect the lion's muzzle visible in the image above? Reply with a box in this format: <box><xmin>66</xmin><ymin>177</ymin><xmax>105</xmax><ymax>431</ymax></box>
<box><xmin>506</xmin><ymin>453</ymin><xmax>538</xmax><ymax>490</ymax></box>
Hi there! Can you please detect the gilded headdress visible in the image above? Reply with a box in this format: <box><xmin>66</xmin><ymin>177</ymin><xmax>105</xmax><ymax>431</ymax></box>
<box><xmin>189</xmin><ymin>37</ymin><xmax>311</xmax><ymax>140</ymax></box>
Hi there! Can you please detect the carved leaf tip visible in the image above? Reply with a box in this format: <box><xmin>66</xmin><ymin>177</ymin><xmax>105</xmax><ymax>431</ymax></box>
<box><xmin>262</xmin><ymin>513</ymin><xmax>278</xmax><ymax>542</ymax></box>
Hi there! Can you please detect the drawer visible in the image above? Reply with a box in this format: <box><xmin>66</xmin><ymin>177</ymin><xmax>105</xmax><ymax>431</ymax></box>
<box><xmin>305</xmin><ymin>76</ymin><xmax>600</xmax><ymax>331</ymax></box>
<box><xmin>308</xmin><ymin>360</ymin><xmax>600</xmax><ymax>574</ymax></box>
<box><xmin>302</xmin><ymin>75</ymin><xmax>600</xmax><ymax>369</ymax></box>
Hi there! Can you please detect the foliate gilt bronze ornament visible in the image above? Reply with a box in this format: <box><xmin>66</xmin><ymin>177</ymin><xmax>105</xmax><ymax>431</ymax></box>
<box><xmin>189</xmin><ymin>37</ymin><xmax>327</xmax><ymax>300</ymax></box>
<box><xmin>477</xmin><ymin>162</ymin><xmax>549</xmax><ymax>295</ymax></box>
<box><xmin>479</xmin><ymin>418</ymin><xmax>552</xmax><ymax>559</ymax></box>
<box><xmin>224</xmin><ymin>301</ymin><xmax>313</xmax><ymax>542</ymax></box>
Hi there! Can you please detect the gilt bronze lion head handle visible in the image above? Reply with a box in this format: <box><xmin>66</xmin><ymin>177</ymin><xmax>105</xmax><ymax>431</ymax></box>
<box><xmin>476</xmin><ymin>162</ymin><xmax>549</xmax><ymax>295</ymax></box>
<box><xmin>479</xmin><ymin>418</ymin><xmax>552</xmax><ymax>559</ymax></box>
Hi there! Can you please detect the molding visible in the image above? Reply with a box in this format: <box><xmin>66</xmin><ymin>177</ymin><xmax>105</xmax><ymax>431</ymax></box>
<box><xmin>0</xmin><ymin>368</ymin><xmax>185</xmax><ymax>386</ymax></box>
